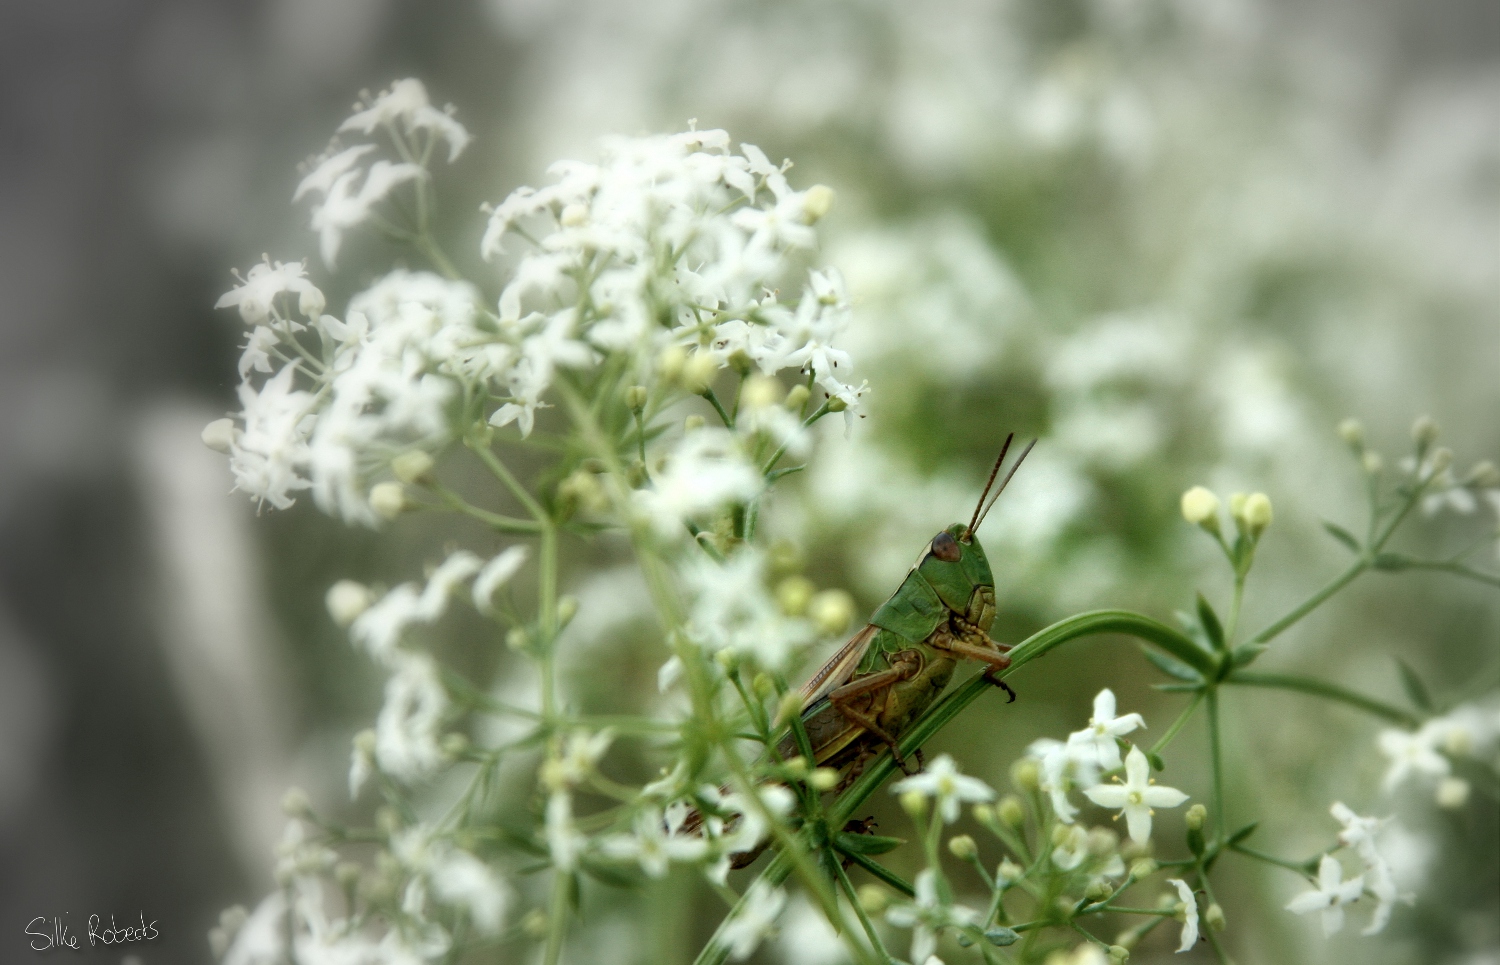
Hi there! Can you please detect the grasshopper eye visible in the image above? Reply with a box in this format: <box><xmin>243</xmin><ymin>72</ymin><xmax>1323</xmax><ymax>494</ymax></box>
<box><xmin>931</xmin><ymin>530</ymin><xmax>961</xmax><ymax>562</ymax></box>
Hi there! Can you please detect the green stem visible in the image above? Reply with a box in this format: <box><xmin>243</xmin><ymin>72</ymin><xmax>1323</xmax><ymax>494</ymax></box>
<box><xmin>542</xmin><ymin>865</ymin><xmax>570</xmax><ymax>965</ymax></box>
<box><xmin>1230</xmin><ymin>843</ymin><xmax>1316</xmax><ymax>875</ymax></box>
<box><xmin>1225</xmin><ymin>671</ymin><xmax>1420</xmax><ymax>726</ymax></box>
<box><xmin>840</xmin><ymin>850</ymin><xmax>915</xmax><ymax>897</ymax></box>
<box><xmin>466</xmin><ymin>439</ymin><xmax>549</xmax><ymax>523</ymax></box>
<box><xmin>702</xmin><ymin>389</ymin><xmax>734</xmax><ymax>429</ymax></box>
<box><xmin>429</xmin><ymin>484</ymin><xmax>543</xmax><ymax>533</ymax></box>
<box><xmin>539</xmin><ymin>524</ymin><xmax>559</xmax><ymax>721</ymax></box>
<box><xmin>1385</xmin><ymin>558</ymin><xmax>1500</xmax><ymax>587</ymax></box>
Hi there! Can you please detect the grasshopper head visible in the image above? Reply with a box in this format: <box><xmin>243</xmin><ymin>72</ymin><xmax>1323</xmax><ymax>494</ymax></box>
<box><xmin>917</xmin><ymin>523</ymin><xmax>996</xmax><ymax>629</ymax></box>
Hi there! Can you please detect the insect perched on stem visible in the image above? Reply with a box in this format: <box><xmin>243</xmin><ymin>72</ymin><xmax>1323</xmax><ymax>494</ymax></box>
<box><xmin>707</xmin><ymin>434</ymin><xmax>1036</xmax><ymax>867</ymax></box>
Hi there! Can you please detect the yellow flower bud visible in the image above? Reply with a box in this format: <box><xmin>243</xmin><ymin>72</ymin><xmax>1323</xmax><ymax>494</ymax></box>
<box><xmin>802</xmin><ymin>184</ymin><xmax>835</xmax><ymax>223</ymax></box>
<box><xmin>1185</xmin><ymin>803</ymin><xmax>1207</xmax><ymax>831</ymax></box>
<box><xmin>1180</xmin><ymin>486</ymin><xmax>1221</xmax><ymax>530</ymax></box>
<box><xmin>658</xmin><ymin>345</ymin><xmax>687</xmax><ymax>383</ymax></box>
<box><xmin>784</xmin><ymin>384</ymin><xmax>811</xmax><ymax>412</ymax></box>
<box><xmin>948</xmin><ymin>834</ymin><xmax>978</xmax><ymax>860</ymax></box>
<box><xmin>1108</xmin><ymin>945</ymin><xmax>1131</xmax><ymax>964</ymax></box>
<box><xmin>808</xmin><ymin>589</ymin><xmax>855</xmax><ymax>636</ymax></box>
<box><xmin>900</xmin><ymin>789</ymin><xmax>928</xmax><ymax>818</ymax></box>
<box><xmin>1243</xmin><ymin>492</ymin><xmax>1273</xmax><ymax>537</ymax></box>
<box><xmin>325</xmin><ymin>580</ymin><xmax>372</xmax><ymax>627</ymax></box>
<box><xmin>625</xmin><ymin>385</ymin><xmax>649</xmax><ymax>413</ymax></box>
<box><xmin>1129</xmin><ymin>857</ymin><xmax>1158</xmax><ymax>879</ymax></box>
<box><xmin>560</xmin><ymin>203</ymin><xmax>588</xmax><ymax>226</ymax></box>
<box><xmin>683</xmin><ymin>352</ymin><xmax>718</xmax><ymax>394</ymax></box>
<box><xmin>1011</xmin><ymin>759</ymin><xmax>1040</xmax><ymax>793</ymax></box>
<box><xmin>201</xmin><ymin>417</ymin><xmax>236</xmax><ymax>453</ymax></box>
<box><xmin>684</xmin><ymin>414</ymin><xmax>706</xmax><ymax>432</ymax></box>
<box><xmin>776</xmin><ymin>576</ymin><xmax>815</xmax><ymax>617</ymax></box>
<box><xmin>369</xmin><ymin>481</ymin><xmax>406</xmax><ymax>520</ymax></box>
<box><xmin>391</xmin><ymin>450</ymin><xmax>434</xmax><ymax>484</ymax></box>
<box><xmin>809</xmin><ymin>768</ymin><xmax>840</xmax><ymax>791</ymax></box>
<box><xmin>998</xmin><ymin>795</ymin><xmax>1026</xmax><ymax>828</ymax></box>
<box><xmin>1205</xmin><ymin>903</ymin><xmax>1226</xmax><ymax>931</ymax></box>
<box><xmin>857</xmin><ymin>884</ymin><xmax>889</xmax><ymax>915</ymax></box>
<box><xmin>1436</xmin><ymin>777</ymin><xmax>1470</xmax><ymax>809</ymax></box>
<box><xmin>742</xmin><ymin>374</ymin><xmax>782</xmax><ymax>410</ymax></box>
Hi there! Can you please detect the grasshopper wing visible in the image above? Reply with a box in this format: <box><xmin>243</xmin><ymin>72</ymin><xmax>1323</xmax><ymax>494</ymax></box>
<box><xmin>799</xmin><ymin>623</ymin><xmax>879</xmax><ymax>709</ymax></box>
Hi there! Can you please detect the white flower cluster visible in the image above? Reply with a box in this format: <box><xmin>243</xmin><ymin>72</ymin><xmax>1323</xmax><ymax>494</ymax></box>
<box><xmin>1285</xmin><ymin>802</ymin><xmax>1411</xmax><ymax>937</ymax></box>
<box><xmin>1025</xmin><ymin>688</ymin><xmax>1188</xmax><ymax>841</ymax></box>
<box><xmin>1377</xmin><ymin>696</ymin><xmax>1500</xmax><ymax>807</ymax></box>
<box><xmin>208</xmin><ymin>93</ymin><xmax>864</xmax><ymax>538</ymax></box>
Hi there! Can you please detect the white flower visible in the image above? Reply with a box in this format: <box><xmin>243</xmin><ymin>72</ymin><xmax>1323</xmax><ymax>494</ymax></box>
<box><xmin>1067</xmin><ymin>688</ymin><xmax>1146</xmax><ymax>771</ymax></box>
<box><xmin>598</xmin><ymin>808</ymin><xmax>709</xmax><ymax>877</ymax></box>
<box><xmin>775</xmin><ymin>895</ymin><xmax>848</xmax><ymax>965</ymax></box>
<box><xmin>885</xmin><ymin>869</ymin><xmax>982</xmax><ymax>963</ymax></box>
<box><xmin>373</xmin><ymin>653</ymin><xmax>448</xmax><ymax>783</ymax></box>
<box><xmin>681</xmin><ymin>547</ymin><xmax>814</xmax><ymax>670</ymax></box>
<box><xmin>349</xmin><ymin>550</ymin><xmax>483</xmax><ymax>658</ymax></box>
<box><xmin>340</xmin><ymin>78</ymin><xmax>471</xmax><ymax>162</ymax></box>
<box><xmin>1328</xmin><ymin>802</ymin><xmax>1409</xmax><ymax>935</ymax></box>
<box><xmin>541</xmin><ymin>729</ymin><xmax>614</xmax><ymax>790</ymax></box>
<box><xmin>229</xmin><ymin>365</ymin><xmax>315</xmax><ymax>510</ymax></box>
<box><xmin>1166</xmin><ymin>878</ymin><xmax>1199</xmax><ymax>953</ymax></box>
<box><xmin>1285</xmin><ymin>855</ymin><xmax>1364</xmax><ymax>937</ymax></box>
<box><xmin>635</xmin><ymin>428</ymin><xmax>764</xmax><ymax>538</ymax></box>
<box><xmin>216</xmin><ymin>260</ymin><xmax>325</xmax><ymax>326</ymax></box>
<box><xmin>1050</xmin><ymin>824</ymin><xmax>1090</xmax><ymax>871</ymax></box>
<box><xmin>294</xmin><ymin>144</ymin><xmax>376</xmax><ymax>202</ymax></box>
<box><xmin>891</xmin><ymin>754</ymin><xmax>995</xmax><ymax>823</ymax></box>
<box><xmin>545</xmin><ymin>791</ymin><xmax>586</xmax><ymax>872</ymax></box>
<box><xmin>1376</xmin><ymin>725</ymin><xmax>1451</xmax><ymax>792</ymax></box>
<box><xmin>1027</xmin><ymin>737</ymin><xmax>1100</xmax><ymax>824</ymax></box>
<box><xmin>472</xmin><ymin>546</ymin><xmax>529</xmax><ymax>614</ymax></box>
<box><xmin>1082</xmin><ymin>746</ymin><xmax>1188</xmax><ymax>843</ymax></box>
<box><xmin>222</xmin><ymin>893</ymin><xmax>287</xmax><ymax>965</ymax></box>
<box><xmin>309</xmin><ymin>160</ymin><xmax>425</xmax><ymax>267</ymax></box>
<box><xmin>720</xmin><ymin>784</ymin><xmax>796</xmax><ymax>856</ymax></box>
<box><xmin>393</xmin><ymin>827</ymin><xmax>509</xmax><ymax>934</ymax></box>
<box><xmin>720</xmin><ymin>881</ymin><xmax>787</xmax><ymax>961</ymax></box>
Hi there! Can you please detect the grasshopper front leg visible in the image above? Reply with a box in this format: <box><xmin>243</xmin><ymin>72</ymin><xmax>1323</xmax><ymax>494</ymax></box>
<box><xmin>827</xmin><ymin>650</ymin><xmax>924</xmax><ymax>775</ymax></box>
<box><xmin>932</xmin><ymin>627</ymin><xmax>1018</xmax><ymax>703</ymax></box>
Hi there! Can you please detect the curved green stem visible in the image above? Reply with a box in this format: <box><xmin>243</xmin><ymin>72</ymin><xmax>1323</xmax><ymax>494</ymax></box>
<box><xmin>1246</xmin><ymin>560</ymin><xmax>1367</xmax><ymax>646</ymax></box>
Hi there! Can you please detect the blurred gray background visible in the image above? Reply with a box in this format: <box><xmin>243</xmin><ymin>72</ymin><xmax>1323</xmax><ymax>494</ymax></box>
<box><xmin>0</xmin><ymin>1</ymin><xmax>1495</xmax><ymax>963</ymax></box>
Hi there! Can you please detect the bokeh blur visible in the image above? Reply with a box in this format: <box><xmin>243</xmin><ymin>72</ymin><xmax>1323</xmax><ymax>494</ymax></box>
<box><xmin>0</xmin><ymin>1</ymin><xmax>1495</xmax><ymax>963</ymax></box>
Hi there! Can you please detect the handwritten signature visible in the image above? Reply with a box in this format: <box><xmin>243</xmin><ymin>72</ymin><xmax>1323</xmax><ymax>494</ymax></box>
<box><xmin>25</xmin><ymin>913</ymin><xmax>160</xmax><ymax>952</ymax></box>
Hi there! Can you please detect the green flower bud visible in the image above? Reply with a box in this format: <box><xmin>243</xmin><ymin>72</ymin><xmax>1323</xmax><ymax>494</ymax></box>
<box><xmin>375</xmin><ymin>806</ymin><xmax>401</xmax><ymax>837</ymax></box>
<box><xmin>1205</xmin><ymin>903</ymin><xmax>1226</xmax><ymax>931</ymax></box>
<box><xmin>998</xmin><ymin>794</ymin><xmax>1026</xmax><ymax>828</ymax></box>
<box><xmin>784</xmin><ymin>384</ymin><xmax>812</xmax><ymax>412</ymax></box>
<box><xmin>948</xmin><ymin>834</ymin><xmax>978</xmax><ymax>860</ymax></box>
<box><xmin>997</xmin><ymin>858</ymin><xmax>1023</xmax><ymax>887</ymax></box>
<box><xmin>280</xmin><ymin>786</ymin><xmax>312</xmax><ymax>818</ymax></box>
<box><xmin>1429</xmin><ymin>447</ymin><xmax>1453</xmax><ymax>475</ymax></box>
<box><xmin>557</xmin><ymin>595</ymin><xmax>579</xmax><ymax>627</ymax></box>
<box><xmin>1412</xmin><ymin>415</ymin><xmax>1439</xmax><ymax>449</ymax></box>
<box><xmin>684</xmin><ymin>414</ymin><xmax>706</xmax><ymax>432</ymax></box>
<box><xmin>625</xmin><ymin>385</ymin><xmax>649</xmax><ymax>413</ymax></box>
<box><xmin>1436</xmin><ymin>777</ymin><xmax>1470</xmax><ymax>809</ymax></box>
<box><xmin>1108</xmin><ymin>944</ymin><xmax>1131</xmax><ymax>964</ymax></box>
<box><xmin>782</xmin><ymin>756</ymin><xmax>809</xmax><ymax>779</ymax></box>
<box><xmin>900</xmin><ymin>789</ymin><xmax>928</xmax><ymax>819</ymax></box>
<box><xmin>506</xmin><ymin>627</ymin><xmax>530</xmax><ymax>651</ymax></box>
<box><xmin>825</xmin><ymin>394</ymin><xmax>848</xmax><ymax>413</ymax></box>
<box><xmin>1088</xmin><ymin>827</ymin><xmax>1120</xmax><ymax>857</ymax></box>
<box><xmin>752</xmin><ymin>672</ymin><xmax>775</xmax><ymax>699</ymax></box>
<box><xmin>1185</xmin><ymin>803</ymin><xmax>1207</xmax><ymax>831</ymax></box>
<box><xmin>1085</xmin><ymin>878</ymin><xmax>1113</xmax><ymax>903</ymax></box>
<box><xmin>775</xmin><ymin>691</ymin><xmax>803</xmax><ymax>728</ymax></box>
<box><xmin>391</xmin><ymin>450</ymin><xmax>434</xmax><ymax>484</ymax></box>
<box><xmin>441</xmin><ymin>732</ymin><xmax>469</xmax><ymax>757</ymax></box>
<box><xmin>683</xmin><ymin>352</ymin><xmax>718</xmax><ymax>394</ymax></box>
<box><xmin>1467</xmin><ymin>460</ymin><xmax>1500</xmax><ymax>488</ymax></box>
<box><xmin>1129</xmin><ymin>857</ymin><xmax>1158</xmax><ymax>880</ymax></box>
<box><xmin>658</xmin><ymin>345</ymin><xmax>687</xmax><ymax>383</ymax></box>
<box><xmin>521</xmin><ymin>909</ymin><xmax>549</xmax><ymax>940</ymax></box>
<box><xmin>1010</xmin><ymin>759</ymin><xmax>1040</xmax><ymax>793</ymax></box>
<box><xmin>1337</xmin><ymin>418</ymin><xmax>1364</xmax><ymax>448</ymax></box>
<box><xmin>1362</xmin><ymin>450</ymin><xmax>1383</xmax><ymax>475</ymax></box>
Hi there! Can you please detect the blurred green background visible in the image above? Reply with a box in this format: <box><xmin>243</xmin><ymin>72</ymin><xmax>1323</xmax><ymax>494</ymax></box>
<box><xmin>0</xmin><ymin>1</ymin><xmax>1494</xmax><ymax>962</ymax></box>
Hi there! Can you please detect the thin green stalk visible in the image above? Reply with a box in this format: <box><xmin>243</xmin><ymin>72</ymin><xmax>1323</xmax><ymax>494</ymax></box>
<box><xmin>1206</xmin><ymin>689</ymin><xmax>1226</xmax><ymax>844</ymax></box>
<box><xmin>542</xmin><ymin>866</ymin><xmax>570</xmax><ymax>965</ymax></box>
<box><xmin>466</xmin><ymin>439</ymin><xmax>549</xmax><ymax>523</ymax></box>
<box><xmin>1229</xmin><ymin>843</ymin><xmax>1316</xmax><ymax>874</ymax></box>
<box><xmin>1245</xmin><ymin>560</ymin><xmax>1366</xmax><ymax>646</ymax></box>
<box><xmin>1148</xmin><ymin>690</ymin><xmax>1206</xmax><ymax>758</ymax></box>
<box><xmin>429</xmin><ymin>484</ymin><xmax>543</xmax><ymax>533</ymax></box>
<box><xmin>539</xmin><ymin>524</ymin><xmax>559</xmax><ymax>721</ymax></box>
<box><xmin>702</xmin><ymin>389</ymin><xmax>734</xmax><ymax>428</ymax></box>
<box><xmin>1225</xmin><ymin>671</ymin><xmax>1420</xmax><ymax>727</ymax></box>
<box><xmin>832</xmin><ymin>848</ymin><xmax>893</xmax><ymax>964</ymax></box>
<box><xmin>1388</xmin><ymin>558</ymin><xmax>1500</xmax><ymax>587</ymax></box>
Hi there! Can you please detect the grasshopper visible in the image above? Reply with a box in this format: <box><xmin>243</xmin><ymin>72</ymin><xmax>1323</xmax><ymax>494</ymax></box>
<box><xmin>714</xmin><ymin>435</ymin><xmax>1035</xmax><ymax>867</ymax></box>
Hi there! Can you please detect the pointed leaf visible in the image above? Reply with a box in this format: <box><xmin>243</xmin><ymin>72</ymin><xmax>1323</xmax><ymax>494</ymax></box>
<box><xmin>986</xmin><ymin>927</ymin><xmax>1021</xmax><ymax>947</ymax></box>
<box><xmin>1227</xmin><ymin>822</ymin><xmax>1260</xmax><ymax>846</ymax></box>
<box><xmin>1395</xmin><ymin>658</ymin><xmax>1434</xmax><ymax>712</ymax></box>
<box><xmin>1231</xmin><ymin>643</ymin><xmax>1266</xmax><ymax>668</ymax></box>
<box><xmin>834</xmin><ymin>831</ymin><xmax>905</xmax><ymax>856</ymax></box>
<box><xmin>1197</xmin><ymin>593</ymin><xmax>1226</xmax><ymax>651</ymax></box>
<box><xmin>1153</xmin><ymin>682</ymin><xmax>1201</xmax><ymax>693</ymax></box>
<box><xmin>1322</xmin><ymin>521</ymin><xmax>1362</xmax><ymax>553</ymax></box>
<box><xmin>1141</xmin><ymin>645</ymin><xmax>1204</xmax><ymax>683</ymax></box>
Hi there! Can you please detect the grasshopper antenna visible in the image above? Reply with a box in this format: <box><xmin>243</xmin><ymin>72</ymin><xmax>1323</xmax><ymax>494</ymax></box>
<box><xmin>967</xmin><ymin>433</ymin><xmax>1014</xmax><ymax>539</ymax></box>
<box><xmin>974</xmin><ymin>437</ymin><xmax>1037</xmax><ymax>533</ymax></box>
